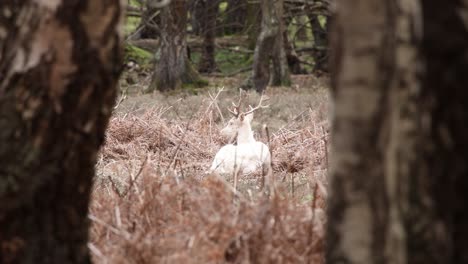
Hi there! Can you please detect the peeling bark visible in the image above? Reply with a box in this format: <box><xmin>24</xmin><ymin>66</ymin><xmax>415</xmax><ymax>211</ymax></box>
<box><xmin>0</xmin><ymin>1</ymin><xmax>123</xmax><ymax>263</ymax></box>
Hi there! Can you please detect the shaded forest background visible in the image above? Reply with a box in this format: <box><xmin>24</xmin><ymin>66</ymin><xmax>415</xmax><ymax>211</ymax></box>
<box><xmin>122</xmin><ymin>0</ymin><xmax>330</xmax><ymax>93</ymax></box>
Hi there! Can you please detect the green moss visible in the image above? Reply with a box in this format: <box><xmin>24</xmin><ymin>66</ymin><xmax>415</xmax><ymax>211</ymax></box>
<box><xmin>219</xmin><ymin>1</ymin><xmax>228</xmax><ymax>12</ymax></box>
<box><xmin>189</xmin><ymin>49</ymin><xmax>253</xmax><ymax>74</ymax></box>
<box><xmin>182</xmin><ymin>78</ymin><xmax>209</xmax><ymax>90</ymax></box>
<box><xmin>125</xmin><ymin>44</ymin><xmax>153</xmax><ymax>65</ymax></box>
<box><xmin>318</xmin><ymin>15</ymin><xmax>327</xmax><ymax>28</ymax></box>
<box><xmin>124</xmin><ymin>16</ymin><xmax>141</xmax><ymax>36</ymax></box>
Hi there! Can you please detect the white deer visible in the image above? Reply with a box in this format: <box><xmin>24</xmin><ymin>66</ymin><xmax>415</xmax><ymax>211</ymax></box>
<box><xmin>208</xmin><ymin>94</ymin><xmax>272</xmax><ymax>177</ymax></box>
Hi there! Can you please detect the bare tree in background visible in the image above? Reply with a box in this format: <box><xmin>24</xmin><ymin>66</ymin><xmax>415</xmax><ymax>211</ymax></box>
<box><xmin>150</xmin><ymin>0</ymin><xmax>203</xmax><ymax>91</ymax></box>
<box><xmin>197</xmin><ymin>0</ymin><xmax>219</xmax><ymax>73</ymax></box>
<box><xmin>309</xmin><ymin>14</ymin><xmax>328</xmax><ymax>72</ymax></box>
<box><xmin>328</xmin><ymin>0</ymin><xmax>468</xmax><ymax>263</ymax></box>
<box><xmin>224</xmin><ymin>0</ymin><xmax>248</xmax><ymax>34</ymax></box>
<box><xmin>251</xmin><ymin>0</ymin><xmax>290</xmax><ymax>93</ymax></box>
<box><xmin>0</xmin><ymin>1</ymin><xmax>122</xmax><ymax>263</ymax></box>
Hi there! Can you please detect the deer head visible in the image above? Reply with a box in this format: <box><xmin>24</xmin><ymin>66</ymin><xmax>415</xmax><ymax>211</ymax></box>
<box><xmin>221</xmin><ymin>90</ymin><xmax>269</xmax><ymax>144</ymax></box>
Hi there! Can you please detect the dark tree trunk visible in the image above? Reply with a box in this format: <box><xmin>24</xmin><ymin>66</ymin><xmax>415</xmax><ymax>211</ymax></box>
<box><xmin>189</xmin><ymin>0</ymin><xmax>204</xmax><ymax>35</ymax></box>
<box><xmin>270</xmin><ymin>0</ymin><xmax>291</xmax><ymax>87</ymax></box>
<box><xmin>150</xmin><ymin>0</ymin><xmax>203</xmax><ymax>92</ymax></box>
<box><xmin>309</xmin><ymin>14</ymin><xmax>328</xmax><ymax>72</ymax></box>
<box><xmin>197</xmin><ymin>0</ymin><xmax>219</xmax><ymax>73</ymax></box>
<box><xmin>282</xmin><ymin>7</ymin><xmax>304</xmax><ymax>74</ymax></box>
<box><xmin>283</xmin><ymin>25</ymin><xmax>303</xmax><ymax>74</ymax></box>
<box><xmin>416</xmin><ymin>1</ymin><xmax>468</xmax><ymax>263</ymax></box>
<box><xmin>0</xmin><ymin>1</ymin><xmax>122</xmax><ymax>263</ymax></box>
<box><xmin>252</xmin><ymin>0</ymin><xmax>290</xmax><ymax>93</ymax></box>
<box><xmin>246</xmin><ymin>2</ymin><xmax>262</xmax><ymax>50</ymax></box>
<box><xmin>223</xmin><ymin>0</ymin><xmax>248</xmax><ymax>34</ymax></box>
<box><xmin>327</xmin><ymin>0</ymin><xmax>468</xmax><ymax>263</ymax></box>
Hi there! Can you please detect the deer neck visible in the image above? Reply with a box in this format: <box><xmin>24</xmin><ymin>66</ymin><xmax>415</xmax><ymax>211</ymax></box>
<box><xmin>236</xmin><ymin>124</ymin><xmax>255</xmax><ymax>144</ymax></box>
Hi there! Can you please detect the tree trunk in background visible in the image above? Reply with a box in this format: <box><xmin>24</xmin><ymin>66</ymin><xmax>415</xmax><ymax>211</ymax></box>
<box><xmin>224</xmin><ymin>0</ymin><xmax>248</xmax><ymax>34</ymax></box>
<box><xmin>282</xmin><ymin>6</ymin><xmax>304</xmax><ymax>74</ymax></box>
<box><xmin>295</xmin><ymin>16</ymin><xmax>309</xmax><ymax>41</ymax></box>
<box><xmin>189</xmin><ymin>0</ymin><xmax>204</xmax><ymax>35</ymax></box>
<box><xmin>245</xmin><ymin>2</ymin><xmax>262</xmax><ymax>50</ymax></box>
<box><xmin>198</xmin><ymin>0</ymin><xmax>219</xmax><ymax>73</ymax></box>
<box><xmin>309</xmin><ymin>14</ymin><xmax>328</xmax><ymax>72</ymax></box>
<box><xmin>0</xmin><ymin>1</ymin><xmax>122</xmax><ymax>263</ymax></box>
<box><xmin>283</xmin><ymin>31</ymin><xmax>303</xmax><ymax>74</ymax></box>
<box><xmin>252</xmin><ymin>0</ymin><xmax>290</xmax><ymax>93</ymax></box>
<box><xmin>416</xmin><ymin>2</ymin><xmax>468</xmax><ymax>262</ymax></box>
<box><xmin>270</xmin><ymin>0</ymin><xmax>291</xmax><ymax>86</ymax></box>
<box><xmin>328</xmin><ymin>0</ymin><xmax>468</xmax><ymax>263</ymax></box>
<box><xmin>150</xmin><ymin>0</ymin><xmax>203</xmax><ymax>92</ymax></box>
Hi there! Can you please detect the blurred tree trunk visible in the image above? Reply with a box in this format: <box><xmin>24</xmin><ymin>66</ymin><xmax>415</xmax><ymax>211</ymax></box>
<box><xmin>309</xmin><ymin>14</ymin><xmax>328</xmax><ymax>72</ymax></box>
<box><xmin>295</xmin><ymin>16</ymin><xmax>309</xmax><ymax>41</ymax></box>
<box><xmin>270</xmin><ymin>0</ymin><xmax>291</xmax><ymax>87</ymax></box>
<box><xmin>150</xmin><ymin>0</ymin><xmax>203</xmax><ymax>92</ymax></box>
<box><xmin>245</xmin><ymin>2</ymin><xmax>262</xmax><ymax>50</ymax></box>
<box><xmin>197</xmin><ymin>0</ymin><xmax>219</xmax><ymax>73</ymax></box>
<box><xmin>224</xmin><ymin>0</ymin><xmax>248</xmax><ymax>34</ymax></box>
<box><xmin>0</xmin><ymin>1</ymin><xmax>122</xmax><ymax>263</ymax></box>
<box><xmin>282</xmin><ymin>7</ymin><xmax>304</xmax><ymax>74</ymax></box>
<box><xmin>252</xmin><ymin>0</ymin><xmax>290</xmax><ymax>93</ymax></box>
<box><xmin>283</xmin><ymin>31</ymin><xmax>303</xmax><ymax>74</ymax></box>
<box><xmin>328</xmin><ymin>0</ymin><xmax>468</xmax><ymax>263</ymax></box>
<box><xmin>133</xmin><ymin>6</ymin><xmax>161</xmax><ymax>39</ymax></box>
<box><xmin>189</xmin><ymin>0</ymin><xmax>204</xmax><ymax>35</ymax></box>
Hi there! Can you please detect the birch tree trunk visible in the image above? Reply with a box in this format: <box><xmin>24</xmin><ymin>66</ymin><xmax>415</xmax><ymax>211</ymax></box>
<box><xmin>0</xmin><ymin>1</ymin><xmax>123</xmax><ymax>263</ymax></box>
<box><xmin>328</xmin><ymin>0</ymin><xmax>468</xmax><ymax>263</ymax></box>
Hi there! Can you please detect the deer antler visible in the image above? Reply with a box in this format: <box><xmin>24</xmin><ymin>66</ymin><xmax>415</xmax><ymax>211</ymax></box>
<box><xmin>228</xmin><ymin>89</ymin><xmax>245</xmax><ymax>117</ymax></box>
<box><xmin>244</xmin><ymin>94</ymin><xmax>270</xmax><ymax>115</ymax></box>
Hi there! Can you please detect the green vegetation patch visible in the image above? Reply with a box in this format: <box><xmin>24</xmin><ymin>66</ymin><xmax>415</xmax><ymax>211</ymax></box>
<box><xmin>125</xmin><ymin>44</ymin><xmax>153</xmax><ymax>65</ymax></box>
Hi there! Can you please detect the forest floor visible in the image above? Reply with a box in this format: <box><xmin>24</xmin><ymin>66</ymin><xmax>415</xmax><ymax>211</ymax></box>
<box><xmin>89</xmin><ymin>73</ymin><xmax>331</xmax><ymax>263</ymax></box>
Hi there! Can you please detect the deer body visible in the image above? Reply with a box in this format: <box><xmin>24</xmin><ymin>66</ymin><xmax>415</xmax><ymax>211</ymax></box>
<box><xmin>209</xmin><ymin>109</ymin><xmax>271</xmax><ymax>175</ymax></box>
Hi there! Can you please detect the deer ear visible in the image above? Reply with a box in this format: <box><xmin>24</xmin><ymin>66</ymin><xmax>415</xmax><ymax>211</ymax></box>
<box><xmin>245</xmin><ymin>112</ymin><xmax>254</xmax><ymax>123</ymax></box>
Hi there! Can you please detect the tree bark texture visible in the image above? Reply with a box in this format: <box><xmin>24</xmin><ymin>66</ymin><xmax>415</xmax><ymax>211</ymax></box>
<box><xmin>270</xmin><ymin>0</ymin><xmax>291</xmax><ymax>87</ymax></box>
<box><xmin>252</xmin><ymin>0</ymin><xmax>290</xmax><ymax>93</ymax></box>
<box><xmin>0</xmin><ymin>1</ymin><xmax>123</xmax><ymax>263</ymax></box>
<box><xmin>149</xmin><ymin>0</ymin><xmax>200</xmax><ymax>91</ymax></box>
<box><xmin>197</xmin><ymin>0</ymin><xmax>219</xmax><ymax>73</ymax></box>
<box><xmin>150</xmin><ymin>0</ymin><xmax>202</xmax><ymax>92</ymax></box>
<box><xmin>189</xmin><ymin>0</ymin><xmax>204</xmax><ymax>35</ymax></box>
<box><xmin>328</xmin><ymin>0</ymin><xmax>468</xmax><ymax>263</ymax></box>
